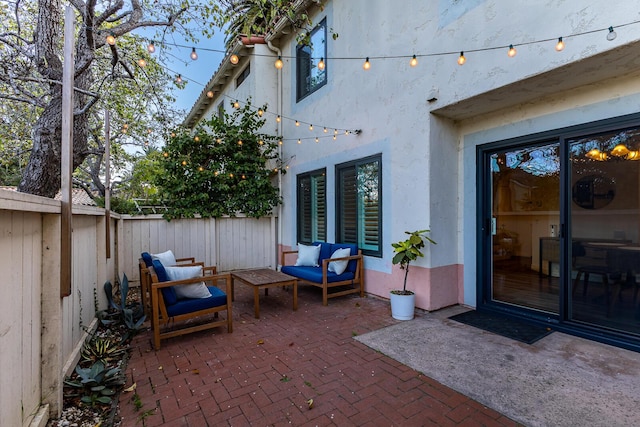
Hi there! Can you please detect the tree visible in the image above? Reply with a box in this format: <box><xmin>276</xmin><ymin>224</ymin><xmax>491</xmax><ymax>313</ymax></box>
<box><xmin>157</xmin><ymin>101</ymin><xmax>283</xmax><ymax>219</ymax></box>
<box><xmin>0</xmin><ymin>0</ymin><xmax>223</xmax><ymax>197</ymax></box>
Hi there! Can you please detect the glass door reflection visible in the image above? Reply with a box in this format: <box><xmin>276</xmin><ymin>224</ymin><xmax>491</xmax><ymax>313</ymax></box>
<box><xmin>490</xmin><ymin>143</ymin><xmax>560</xmax><ymax>314</ymax></box>
<box><xmin>569</xmin><ymin>129</ymin><xmax>640</xmax><ymax>334</ymax></box>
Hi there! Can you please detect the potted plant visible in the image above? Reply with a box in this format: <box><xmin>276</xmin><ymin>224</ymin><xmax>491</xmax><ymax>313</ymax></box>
<box><xmin>390</xmin><ymin>229</ymin><xmax>436</xmax><ymax>320</ymax></box>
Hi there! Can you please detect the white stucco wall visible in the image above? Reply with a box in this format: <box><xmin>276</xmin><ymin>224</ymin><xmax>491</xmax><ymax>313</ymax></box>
<box><xmin>189</xmin><ymin>0</ymin><xmax>640</xmax><ymax>311</ymax></box>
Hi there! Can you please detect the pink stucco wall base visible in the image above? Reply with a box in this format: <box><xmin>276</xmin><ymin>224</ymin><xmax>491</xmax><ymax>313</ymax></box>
<box><xmin>365</xmin><ymin>263</ymin><xmax>463</xmax><ymax>311</ymax></box>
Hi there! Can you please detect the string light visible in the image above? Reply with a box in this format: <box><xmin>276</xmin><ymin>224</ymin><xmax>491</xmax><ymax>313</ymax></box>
<box><xmin>176</xmin><ymin>74</ymin><xmax>182</xmax><ymax>83</ymax></box>
<box><xmin>147</xmin><ymin>41</ymin><xmax>156</xmax><ymax>53</ymax></box>
<box><xmin>194</xmin><ymin>136</ymin><xmax>200</xmax><ymax>142</ymax></box>
<box><xmin>190</xmin><ymin>47</ymin><xmax>198</xmax><ymax>60</ymax></box>
<box><xmin>206</xmin><ymin>90</ymin><xmax>214</xmax><ymax>98</ymax></box>
<box><xmin>410</xmin><ymin>55</ymin><xmax>418</xmax><ymax>67</ymax></box>
<box><xmin>315</xmin><ymin>137</ymin><xmax>319</xmax><ymax>143</ymax></box>
<box><xmin>276</xmin><ymin>115</ymin><xmax>281</xmax><ymax>123</ymax></box>
<box><xmin>333</xmin><ymin>135</ymin><xmax>337</xmax><ymax>140</ymax></box>
<box><xmin>275</xmin><ymin>56</ymin><xmax>283</xmax><ymax>69</ymax></box>
<box><xmin>230</xmin><ymin>54</ymin><xmax>239</xmax><ymax>64</ymax></box>
<box><xmin>363</xmin><ymin>57</ymin><xmax>371</xmax><ymax>70</ymax></box>
<box><xmin>457</xmin><ymin>51</ymin><xmax>466</xmax><ymax>65</ymax></box>
<box><xmin>257</xmin><ymin>108</ymin><xmax>264</xmax><ymax>117</ymax></box>
<box><xmin>318</xmin><ymin>57</ymin><xmax>325</xmax><ymax>70</ymax></box>
<box><xmin>295</xmin><ymin>120</ymin><xmax>300</xmax><ymax>126</ymax></box>
<box><xmin>607</xmin><ymin>26</ymin><xmax>617</xmax><ymax>41</ymax></box>
<box><xmin>297</xmin><ymin>139</ymin><xmax>302</xmax><ymax>144</ymax></box>
<box><xmin>507</xmin><ymin>44</ymin><xmax>517</xmax><ymax>57</ymax></box>
<box><xmin>555</xmin><ymin>37</ymin><xmax>565</xmax><ymax>51</ymax></box>
<box><xmin>137</xmin><ymin>58</ymin><xmax>147</xmax><ymax>67</ymax></box>
<box><xmin>233</xmin><ymin>100</ymin><xmax>240</xmax><ymax>108</ymax></box>
<box><xmin>106</xmin><ymin>32</ymin><xmax>116</xmax><ymax>46</ymax></box>
<box><xmin>309</xmin><ymin>124</ymin><xmax>313</xmax><ymax>131</ymax></box>
<box><xmin>237</xmin><ymin>140</ymin><xmax>242</xmax><ymax>145</ymax></box>
<box><xmin>323</xmin><ymin>127</ymin><xmax>328</xmax><ymax>133</ymax></box>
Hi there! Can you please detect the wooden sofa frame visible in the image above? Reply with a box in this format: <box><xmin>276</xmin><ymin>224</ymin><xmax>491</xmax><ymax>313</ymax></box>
<box><xmin>148</xmin><ymin>267</ymin><xmax>232</xmax><ymax>350</ymax></box>
<box><xmin>280</xmin><ymin>248</ymin><xmax>365</xmax><ymax>306</ymax></box>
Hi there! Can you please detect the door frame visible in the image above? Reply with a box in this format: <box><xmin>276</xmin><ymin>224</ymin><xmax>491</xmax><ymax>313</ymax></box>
<box><xmin>475</xmin><ymin>112</ymin><xmax>640</xmax><ymax>352</ymax></box>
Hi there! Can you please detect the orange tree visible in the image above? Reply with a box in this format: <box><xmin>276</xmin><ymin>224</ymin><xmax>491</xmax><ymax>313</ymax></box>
<box><xmin>157</xmin><ymin>101</ymin><xmax>282</xmax><ymax>219</ymax></box>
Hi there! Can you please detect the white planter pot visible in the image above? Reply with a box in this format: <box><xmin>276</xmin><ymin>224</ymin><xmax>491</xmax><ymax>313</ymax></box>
<box><xmin>390</xmin><ymin>291</ymin><xmax>415</xmax><ymax>320</ymax></box>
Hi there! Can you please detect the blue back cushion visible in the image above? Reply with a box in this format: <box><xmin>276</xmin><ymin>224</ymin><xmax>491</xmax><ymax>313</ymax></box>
<box><xmin>141</xmin><ymin>252</ymin><xmax>153</xmax><ymax>267</ymax></box>
<box><xmin>311</xmin><ymin>242</ymin><xmax>359</xmax><ymax>273</ymax></box>
<box><xmin>312</xmin><ymin>241</ymin><xmax>333</xmax><ymax>263</ymax></box>
<box><xmin>151</xmin><ymin>260</ymin><xmax>178</xmax><ymax>306</ymax></box>
<box><xmin>330</xmin><ymin>243</ymin><xmax>359</xmax><ymax>273</ymax></box>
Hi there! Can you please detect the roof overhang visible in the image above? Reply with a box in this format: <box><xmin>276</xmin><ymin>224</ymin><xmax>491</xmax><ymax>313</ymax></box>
<box><xmin>431</xmin><ymin>41</ymin><xmax>640</xmax><ymax>121</ymax></box>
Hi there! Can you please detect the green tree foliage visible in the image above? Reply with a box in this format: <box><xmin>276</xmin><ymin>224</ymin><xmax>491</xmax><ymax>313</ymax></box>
<box><xmin>158</xmin><ymin>101</ymin><xmax>282</xmax><ymax>219</ymax></box>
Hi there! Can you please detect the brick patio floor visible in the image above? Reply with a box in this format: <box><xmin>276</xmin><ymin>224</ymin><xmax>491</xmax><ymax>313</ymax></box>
<box><xmin>118</xmin><ymin>282</ymin><xmax>520</xmax><ymax>426</ymax></box>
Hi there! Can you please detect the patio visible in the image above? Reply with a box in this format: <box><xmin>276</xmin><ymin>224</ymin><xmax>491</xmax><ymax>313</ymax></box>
<box><xmin>118</xmin><ymin>283</ymin><xmax>517</xmax><ymax>426</ymax></box>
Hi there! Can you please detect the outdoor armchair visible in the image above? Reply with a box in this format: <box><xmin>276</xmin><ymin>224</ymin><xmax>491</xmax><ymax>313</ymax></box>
<box><xmin>148</xmin><ymin>259</ymin><xmax>232</xmax><ymax>350</ymax></box>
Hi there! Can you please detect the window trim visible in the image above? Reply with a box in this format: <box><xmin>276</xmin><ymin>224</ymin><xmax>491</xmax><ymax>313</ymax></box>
<box><xmin>296</xmin><ymin>168</ymin><xmax>327</xmax><ymax>245</ymax></box>
<box><xmin>296</xmin><ymin>18</ymin><xmax>327</xmax><ymax>102</ymax></box>
<box><xmin>335</xmin><ymin>154</ymin><xmax>382</xmax><ymax>257</ymax></box>
<box><xmin>236</xmin><ymin>63</ymin><xmax>250</xmax><ymax>88</ymax></box>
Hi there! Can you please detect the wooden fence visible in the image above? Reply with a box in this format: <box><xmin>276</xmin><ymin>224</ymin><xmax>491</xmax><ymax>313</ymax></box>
<box><xmin>0</xmin><ymin>190</ymin><xmax>277</xmax><ymax>427</ymax></box>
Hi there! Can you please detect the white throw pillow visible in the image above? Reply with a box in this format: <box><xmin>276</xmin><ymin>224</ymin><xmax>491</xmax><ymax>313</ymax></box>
<box><xmin>152</xmin><ymin>250</ymin><xmax>177</xmax><ymax>266</ymax></box>
<box><xmin>328</xmin><ymin>248</ymin><xmax>351</xmax><ymax>275</ymax></box>
<box><xmin>165</xmin><ymin>265</ymin><xmax>212</xmax><ymax>299</ymax></box>
<box><xmin>295</xmin><ymin>243</ymin><xmax>321</xmax><ymax>267</ymax></box>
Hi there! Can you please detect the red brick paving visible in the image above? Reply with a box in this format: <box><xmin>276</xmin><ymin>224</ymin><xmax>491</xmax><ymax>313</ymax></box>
<box><xmin>118</xmin><ymin>283</ymin><xmax>520</xmax><ymax>426</ymax></box>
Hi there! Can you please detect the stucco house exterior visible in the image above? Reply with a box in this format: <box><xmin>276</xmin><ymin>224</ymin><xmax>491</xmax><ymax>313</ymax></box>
<box><xmin>186</xmin><ymin>0</ymin><xmax>640</xmax><ymax>352</ymax></box>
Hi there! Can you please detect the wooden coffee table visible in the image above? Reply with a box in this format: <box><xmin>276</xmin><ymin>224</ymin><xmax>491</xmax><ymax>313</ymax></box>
<box><xmin>231</xmin><ymin>269</ymin><xmax>298</xmax><ymax>318</ymax></box>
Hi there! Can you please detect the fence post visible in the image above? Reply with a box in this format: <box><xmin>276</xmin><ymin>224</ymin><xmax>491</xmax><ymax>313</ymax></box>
<box><xmin>41</xmin><ymin>214</ymin><xmax>64</xmax><ymax>417</ymax></box>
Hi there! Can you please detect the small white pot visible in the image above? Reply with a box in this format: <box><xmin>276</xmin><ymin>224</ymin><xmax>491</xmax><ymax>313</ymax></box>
<box><xmin>390</xmin><ymin>291</ymin><xmax>415</xmax><ymax>320</ymax></box>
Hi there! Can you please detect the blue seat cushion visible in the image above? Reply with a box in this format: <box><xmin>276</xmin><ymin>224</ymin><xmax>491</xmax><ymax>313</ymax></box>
<box><xmin>281</xmin><ymin>265</ymin><xmax>355</xmax><ymax>284</ymax></box>
<box><xmin>152</xmin><ymin>260</ymin><xmax>178</xmax><ymax>306</ymax></box>
<box><xmin>166</xmin><ymin>286</ymin><xmax>227</xmax><ymax>317</ymax></box>
<box><xmin>141</xmin><ymin>252</ymin><xmax>153</xmax><ymax>267</ymax></box>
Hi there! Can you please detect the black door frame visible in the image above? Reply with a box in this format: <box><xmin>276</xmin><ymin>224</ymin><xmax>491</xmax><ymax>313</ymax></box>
<box><xmin>475</xmin><ymin>112</ymin><xmax>640</xmax><ymax>353</ymax></box>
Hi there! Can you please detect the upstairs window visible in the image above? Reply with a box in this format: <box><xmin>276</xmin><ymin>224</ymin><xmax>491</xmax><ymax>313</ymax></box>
<box><xmin>297</xmin><ymin>169</ymin><xmax>326</xmax><ymax>244</ymax></box>
<box><xmin>236</xmin><ymin>63</ymin><xmax>250</xmax><ymax>87</ymax></box>
<box><xmin>336</xmin><ymin>155</ymin><xmax>382</xmax><ymax>256</ymax></box>
<box><xmin>296</xmin><ymin>18</ymin><xmax>327</xmax><ymax>101</ymax></box>
<box><xmin>217</xmin><ymin>101</ymin><xmax>224</xmax><ymax>119</ymax></box>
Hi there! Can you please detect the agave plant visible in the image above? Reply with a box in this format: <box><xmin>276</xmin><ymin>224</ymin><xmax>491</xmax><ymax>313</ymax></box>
<box><xmin>81</xmin><ymin>336</ymin><xmax>127</xmax><ymax>365</ymax></box>
<box><xmin>64</xmin><ymin>361</ymin><xmax>125</xmax><ymax>406</ymax></box>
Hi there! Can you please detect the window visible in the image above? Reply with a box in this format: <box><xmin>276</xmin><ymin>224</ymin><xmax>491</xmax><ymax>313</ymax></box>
<box><xmin>297</xmin><ymin>169</ymin><xmax>326</xmax><ymax>244</ymax></box>
<box><xmin>296</xmin><ymin>18</ymin><xmax>327</xmax><ymax>101</ymax></box>
<box><xmin>217</xmin><ymin>101</ymin><xmax>224</xmax><ymax>119</ymax></box>
<box><xmin>236</xmin><ymin>63</ymin><xmax>250</xmax><ymax>87</ymax></box>
<box><xmin>336</xmin><ymin>155</ymin><xmax>382</xmax><ymax>256</ymax></box>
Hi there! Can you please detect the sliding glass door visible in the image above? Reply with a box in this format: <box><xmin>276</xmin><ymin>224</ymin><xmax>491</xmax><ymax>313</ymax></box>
<box><xmin>480</xmin><ymin>118</ymin><xmax>640</xmax><ymax>340</ymax></box>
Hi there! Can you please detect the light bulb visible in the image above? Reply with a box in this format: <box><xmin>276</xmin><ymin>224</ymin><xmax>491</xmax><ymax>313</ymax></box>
<box><xmin>276</xmin><ymin>115</ymin><xmax>281</xmax><ymax>123</ymax></box>
<box><xmin>333</xmin><ymin>135</ymin><xmax>337</xmax><ymax>141</ymax></box>
<box><xmin>323</xmin><ymin>127</ymin><xmax>328</xmax><ymax>133</ymax></box>
<box><xmin>275</xmin><ymin>56</ymin><xmax>283</xmax><ymax>69</ymax></box>
<box><xmin>198</xmin><ymin>166</ymin><xmax>204</xmax><ymax>172</ymax></box>
<box><xmin>238</xmin><ymin>140</ymin><xmax>242</xmax><ymax>145</ymax></box>
<box><xmin>295</xmin><ymin>120</ymin><xmax>300</xmax><ymax>127</ymax></box>
<box><xmin>176</xmin><ymin>74</ymin><xmax>182</xmax><ymax>83</ymax></box>
<box><xmin>297</xmin><ymin>139</ymin><xmax>301</xmax><ymax>144</ymax></box>
<box><xmin>163</xmin><ymin>152</ymin><xmax>169</xmax><ymax>157</ymax></box>
<box><xmin>190</xmin><ymin>47</ymin><xmax>198</xmax><ymax>60</ymax></box>
<box><xmin>410</xmin><ymin>55</ymin><xmax>418</xmax><ymax>67</ymax></box>
<box><xmin>334</xmin><ymin>129</ymin><xmax>338</xmax><ymax>135</ymax></box>
<box><xmin>318</xmin><ymin>57</ymin><xmax>325</xmax><ymax>70</ymax></box>
<box><xmin>106</xmin><ymin>33</ymin><xmax>116</xmax><ymax>46</ymax></box>
<box><xmin>233</xmin><ymin>100</ymin><xmax>239</xmax><ymax>108</ymax></box>
<box><xmin>457</xmin><ymin>51</ymin><xmax>466</xmax><ymax>65</ymax></box>
<box><xmin>555</xmin><ymin>37</ymin><xmax>565</xmax><ymax>51</ymax></box>
<box><xmin>315</xmin><ymin>137</ymin><xmax>319</xmax><ymax>143</ymax></box>
<box><xmin>607</xmin><ymin>26</ymin><xmax>617</xmax><ymax>41</ymax></box>
<box><xmin>181</xmin><ymin>160</ymin><xmax>187</xmax><ymax>166</ymax></box>
<box><xmin>279</xmin><ymin>140</ymin><xmax>283</xmax><ymax>145</ymax></box>
<box><xmin>259</xmin><ymin>140</ymin><xmax>264</xmax><ymax>145</ymax></box>
<box><xmin>507</xmin><ymin>44</ymin><xmax>516</xmax><ymax>57</ymax></box>
<box><xmin>137</xmin><ymin>58</ymin><xmax>146</xmax><ymax>67</ymax></box>
<box><xmin>206</xmin><ymin>91</ymin><xmax>214</xmax><ymax>98</ymax></box>
<box><xmin>309</xmin><ymin>124</ymin><xmax>313</xmax><ymax>131</ymax></box>
<box><xmin>257</xmin><ymin>108</ymin><xmax>264</xmax><ymax>117</ymax></box>
<box><xmin>363</xmin><ymin>57</ymin><xmax>370</xmax><ymax>70</ymax></box>
<box><xmin>230</xmin><ymin>54</ymin><xmax>239</xmax><ymax>64</ymax></box>
<box><xmin>194</xmin><ymin>136</ymin><xmax>200</xmax><ymax>142</ymax></box>
<box><xmin>147</xmin><ymin>41</ymin><xmax>156</xmax><ymax>53</ymax></box>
